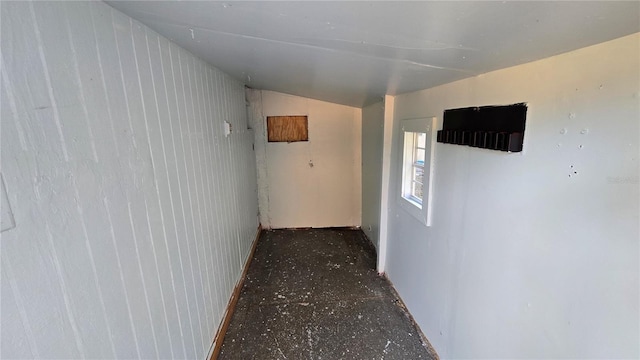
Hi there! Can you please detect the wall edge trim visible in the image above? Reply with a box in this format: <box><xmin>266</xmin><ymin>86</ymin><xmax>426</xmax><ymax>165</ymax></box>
<box><xmin>209</xmin><ymin>225</ymin><xmax>263</xmax><ymax>360</ymax></box>
<box><xmin>378</xmin><ymin>94</ymin><xmax>395</xmax><ymax>273</ymax></box>
<box><xmin>383</xmin><ymin>274</ymin><xmax>440</xmax><ymax>360</ymax></box>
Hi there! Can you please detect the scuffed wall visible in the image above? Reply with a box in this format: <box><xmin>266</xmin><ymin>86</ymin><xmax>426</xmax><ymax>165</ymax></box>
<box><xmin>1</xmin><ymin>1</ymin><xmax>258</xmax><ymax>358</ymax></box>
<box><xmin>385</xmin><ymin>33</ymin><xmax>639</xmax><ymax>358</ymax></box>
<box><xmin>247</xmin><ymin>89</ymin><xmax>361</xmax><ymax>229</ymax></box>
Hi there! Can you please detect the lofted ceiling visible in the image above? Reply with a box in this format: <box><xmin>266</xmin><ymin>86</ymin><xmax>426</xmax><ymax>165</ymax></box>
<box><xmin>107</xmin><ymin>1</ymin><xmax>639</xmax><ymax>107</ymax></box>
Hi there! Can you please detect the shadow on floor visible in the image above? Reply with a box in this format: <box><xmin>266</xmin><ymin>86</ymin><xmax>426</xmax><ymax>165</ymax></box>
<box><xmin>219</xmin><ymin>228</ymin><xmax>438</xmax><ymax>360</ymax></box>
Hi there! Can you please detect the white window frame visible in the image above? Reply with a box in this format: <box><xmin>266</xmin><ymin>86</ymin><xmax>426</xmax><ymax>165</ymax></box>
<box><xmin>398</xmin><ymin>117</ymin><xmax>436</xmax><ymax>226</ymax></box>
<box><xmin>401</xmin><ymin>132</ymin><xmax>425</xmax><ymax>207</ymax></box>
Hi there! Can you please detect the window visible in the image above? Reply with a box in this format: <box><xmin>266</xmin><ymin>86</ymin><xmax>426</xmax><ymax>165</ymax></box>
<box><xmin>399</xmin><ymin>118</ymin><xmax>436</xmax><ymax>226</ymax></box>
<box><xmin>402</xmin><ymin>132</ymin><xmax>426</xmax><ymax>207</ymax></box>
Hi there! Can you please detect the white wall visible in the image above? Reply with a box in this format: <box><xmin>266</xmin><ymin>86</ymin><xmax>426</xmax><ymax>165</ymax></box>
<box><xmin>247</xmin><ymin>89</ymin><xmax>361</xmax><ymax>229</ymax></box>
<box><xmin>0</xmin><ymin>2</ymin><xmax>258</xmax><ymax>359</ymax></box>
<box><xmin>385</xmin><ymin>33</ymin><xmax>639</xmax><ymax>359</ymax></box>
<box><xmin>361</xmin><ymin>101</ymin><xmax>384</xmax><ymax>250</ymax></box>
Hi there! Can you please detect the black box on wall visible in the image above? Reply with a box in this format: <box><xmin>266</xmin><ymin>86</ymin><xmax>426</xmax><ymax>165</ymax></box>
<box><xmin>437</xmin><ymin>103</ymin><xmax>527</xmax><ymax>152</ymax></box>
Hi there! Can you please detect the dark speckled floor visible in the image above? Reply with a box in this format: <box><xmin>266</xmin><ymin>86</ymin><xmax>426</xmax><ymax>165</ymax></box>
<box><xmin>218</xmin><ymin>228</ymin><xmax>438</xmax><ymax>360</ymax></box>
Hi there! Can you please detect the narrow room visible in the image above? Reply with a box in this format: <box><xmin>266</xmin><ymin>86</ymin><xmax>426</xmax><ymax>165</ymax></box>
<box><xmin>1</xmin><ymin>1</ymin><xmax>638</xmax><ymax>359</ymax></box>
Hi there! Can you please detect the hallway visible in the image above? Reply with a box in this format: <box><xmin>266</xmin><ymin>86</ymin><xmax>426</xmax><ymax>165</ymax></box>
<box><xmin>2</xmin><ymin>2</ymin><xmax>638</xmax><ymax>358</ymax></box>
<box><xmin>218</xmin><ymin>229</ymin><xmax>437</xmax><ymax>359</ymax></box>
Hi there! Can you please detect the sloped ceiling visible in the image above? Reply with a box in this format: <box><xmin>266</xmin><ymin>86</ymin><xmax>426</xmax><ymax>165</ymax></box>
<box><xmin>107</xmin><ymin>1</ymin><xmax>639</xmax><ymax>107</ymax></box>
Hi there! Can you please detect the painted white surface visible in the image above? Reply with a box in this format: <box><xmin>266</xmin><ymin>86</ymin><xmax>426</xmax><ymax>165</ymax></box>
<box><xmin>377</xmin><ymin>95</ymin><xmax>395</xmax><ymax>273</ymax></box>
<box><xmin>0</xmin><ymin>174</ymin><xmax>15</xmax><ymax>232</ymax></box>
<box><xmin>361</xmin><ymin>101</ymin><xmax>384</xmax><ymax>250</ymax></box>
<box><xmin>248</xmin><ymin>90</ymin><xmax>361</xmax><ymax>229</ymax></box>
<box><xmin>0</xmin><ymin>2</ymin><xmax>258</xmax><ymax>358</ymax></box>
<box><xmin>108</xmin><ymin>1</ymin><xmax>639</xmax><ymax>107</ymax></box>
<box><xmin>385</xmin><ymin>33</ymin><xmax>640</xmax><ymax>359</ymax></box>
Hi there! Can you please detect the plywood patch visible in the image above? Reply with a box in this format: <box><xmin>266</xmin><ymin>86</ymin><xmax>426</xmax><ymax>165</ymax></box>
<box><xmin>267</xmin><ymin>116</ymin><xmax>308</xmax><ymax>142</ymax></box>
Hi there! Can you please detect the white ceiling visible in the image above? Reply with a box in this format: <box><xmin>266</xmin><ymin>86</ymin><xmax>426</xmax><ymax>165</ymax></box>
<box><xmin>108</xmin><ymin>1</ymin><xmax>639</xmax><ymax>107</ymax></box>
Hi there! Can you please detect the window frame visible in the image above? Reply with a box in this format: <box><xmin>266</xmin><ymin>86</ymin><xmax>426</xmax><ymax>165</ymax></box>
<box><xmin>407</xmin><ymin>132</ymin><xmax>426</xmax><ymax>205</ymax></box>
<box><xmin>398</xmin><ymin>117</ymin><xmax>436</xmax><ymax>226</ymax></box>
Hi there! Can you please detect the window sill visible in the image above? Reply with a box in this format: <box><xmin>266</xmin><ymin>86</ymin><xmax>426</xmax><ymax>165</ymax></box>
<box><xmin>398</xmin><ymin>196</ymin><xmax>427</xmax><ymax>226</ymax></box>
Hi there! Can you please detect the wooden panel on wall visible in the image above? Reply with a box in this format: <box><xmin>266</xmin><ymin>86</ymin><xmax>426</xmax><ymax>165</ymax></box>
<box><xmin>267</xmin><ymin>116</ymin><xmax>308</xmax><ymax>142</ymax></box>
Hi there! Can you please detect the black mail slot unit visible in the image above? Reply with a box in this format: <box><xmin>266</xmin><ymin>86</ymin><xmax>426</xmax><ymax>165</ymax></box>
<box><xmin>437</xmin><ymin>103</ymin><xmax>527</xmax><ymax>152</ymax></box>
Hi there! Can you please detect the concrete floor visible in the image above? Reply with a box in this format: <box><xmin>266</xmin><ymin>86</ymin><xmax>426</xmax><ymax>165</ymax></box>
<box><xmin>218</xmin><ymin>228</ymin><xmax>438</xmax><ymax>360</ymax></box>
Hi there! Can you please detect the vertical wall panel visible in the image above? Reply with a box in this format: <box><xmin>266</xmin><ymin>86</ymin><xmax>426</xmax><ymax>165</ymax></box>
<box><xmin>361</xmin><ymin>101</ymin><xmax>384</xmax><ymax>251</ymax></box>
<box><xmin>0</xmin><ymin>2</ymin><xmax>259</xmax><ymax>359</ymax></box>
<box><xmin>1</xmin><ymin>3</ymin><xmax>81</xmax><ymax>358</ymax></box>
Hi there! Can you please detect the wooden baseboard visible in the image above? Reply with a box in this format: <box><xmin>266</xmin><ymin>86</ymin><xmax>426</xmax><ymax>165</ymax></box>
<box><xmin>209</xmin><ymin>225</ymin><xmax>262</xmax><ymax>360</ymax></box>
